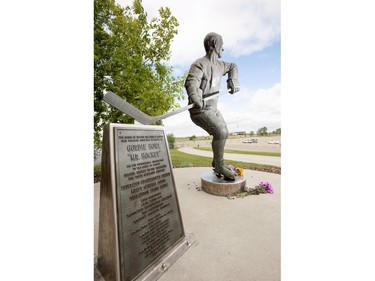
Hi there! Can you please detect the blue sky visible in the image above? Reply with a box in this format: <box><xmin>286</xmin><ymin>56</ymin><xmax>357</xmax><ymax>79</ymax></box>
<box><xmin>231</xmin><ymin>43</ymin><xmax>280</xmax><ymax>90</ymax></box>
<box><xmin>117</xmin><ymin>0</ymin><xmax>281</xmax><ymax>137</ymax></box>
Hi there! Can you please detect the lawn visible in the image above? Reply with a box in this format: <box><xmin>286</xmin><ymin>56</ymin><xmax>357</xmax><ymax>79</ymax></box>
<box><xmin>94</xmin><ymin>148</ymin><xmax>281</xmax><ymax>183</ymax></box>
<box><xmin>169</xmin><ymin>149</ymin><xmax>280</xmax><ymax>174</ymax></box>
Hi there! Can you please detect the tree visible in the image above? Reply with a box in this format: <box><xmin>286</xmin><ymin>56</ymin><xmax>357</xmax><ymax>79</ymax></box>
<box><xmin>94</xmin><ymin>0</ymin><xmax>185</xmax><ymax>155</ymax></box>
<box><xmin>257</xmin><ymin>127</ymin><xmax>268</xmax><ymax>136</ymax></box>
<box><xmin>167</xmin><ymin>133</ymin><xmax>176</xmax><ymax>149</ymax></box>
<box><xmin>189</xmin><ymin>135</ymin><xmax>197</xmax><ymax>141</ymax></box>
<box><xmin>270</xmin><ymin>128</ymin><xmax>281</xmax><ymax>135</ymax></box>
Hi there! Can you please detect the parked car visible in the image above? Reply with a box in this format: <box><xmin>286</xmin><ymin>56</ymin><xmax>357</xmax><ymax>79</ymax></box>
<box><xmin>267</xmin><ymin>140</ymin><xmax>280</xmax><ymax>144</ymax></box>
<box><xmin>242</xmin><ymin>138</ymin><xmax>258</xmax><ymax>143</ymax></box>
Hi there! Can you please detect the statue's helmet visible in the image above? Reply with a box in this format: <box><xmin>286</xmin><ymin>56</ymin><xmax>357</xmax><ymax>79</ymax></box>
<box><xmin>203</xmin><ymin>32</ymin><xmax>223</xmax><ymax>53</ymax></box>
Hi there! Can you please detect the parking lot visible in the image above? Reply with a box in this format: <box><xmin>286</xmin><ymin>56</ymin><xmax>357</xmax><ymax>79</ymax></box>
<box><xmin>177</xmin><ymin>136</ymin><xmax>281</xmax><ymax>153</ymax></box>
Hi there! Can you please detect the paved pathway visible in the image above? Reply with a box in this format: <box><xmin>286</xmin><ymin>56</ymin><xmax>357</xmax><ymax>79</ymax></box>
<box><xmin>178</xmin><ymin>147</ymin><xmax>281</xmax><ymax>167</ymax></box>
<box><xmin>95</xmin><ymin>167</ymin><xmax>280</xmax><ymax>281</ymax></box>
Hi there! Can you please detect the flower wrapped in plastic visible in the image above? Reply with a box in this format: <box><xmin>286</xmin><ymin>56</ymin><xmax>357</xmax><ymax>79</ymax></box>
<box><xmin>258</xmin><ymin>181</ymin><xmax>274</xmax><ymax>194</ymax></box>
<box><xmin>227</xmin><ymin>165</ymin><xmax>244</xmax><ymax>177</ymax></box>
<box><xmin>236</xmin><ymin>181</ymin><xmax>274</xmax><ymax>198</ymax></box>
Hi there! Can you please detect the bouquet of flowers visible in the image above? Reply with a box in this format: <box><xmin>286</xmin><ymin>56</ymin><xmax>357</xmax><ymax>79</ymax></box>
<box><xmin>236</xmin><ymin>181</ymin><xmax>274</xmax><ymax>198</ymax></box>
<box><xmin>258</xmin><ymin>181</ymin><xmax>274</xmax><ymax>194</ymax></box>
<box><xmin>228</xmin><ymin>165</ymin><xmax>244</xmax><ymax>177</ymax></box>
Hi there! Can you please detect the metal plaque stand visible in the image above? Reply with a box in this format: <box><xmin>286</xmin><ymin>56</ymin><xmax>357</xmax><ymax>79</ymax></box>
<box><xmin>135</xmin><ymin>233</ymin><xmax>198</xmax><ymax>281</ymax></box>
<box><xmin>95</xmin><ymin>124</ymin><xmax>198</xmax><ymax>281</ymax></box>
<box><xmin>95</xmin><ymin>233</ymin><xmax>198</xmax><ymax>281</ymax></box>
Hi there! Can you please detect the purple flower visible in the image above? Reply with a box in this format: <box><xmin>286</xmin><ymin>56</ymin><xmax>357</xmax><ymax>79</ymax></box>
<box><xmin>259</xmin><ymin>181</ymin><xmax>274</xmax><ymax>194</ymax></box>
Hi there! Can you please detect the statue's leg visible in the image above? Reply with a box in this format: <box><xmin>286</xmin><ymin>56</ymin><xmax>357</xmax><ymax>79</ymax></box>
<box><xmin>190</xmin><ymin>110</ymin><xmax>235</xmax><ymax>181</ymax></box>
<box><xmin>211</xmin><ymin>129</ymin><xmax>235</xmax><ymax>181</ymax></box>
<box><xmin>211</xmin><ymin>144</ymin><xmax>230</xmax><ymax>170</ymax></box>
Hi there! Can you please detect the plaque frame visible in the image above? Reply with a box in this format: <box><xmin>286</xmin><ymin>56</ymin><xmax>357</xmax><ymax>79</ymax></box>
<box><xmin>96</xmin><ymin>124</ymin><xmax>197</xmax><ymax>281</ymax></box>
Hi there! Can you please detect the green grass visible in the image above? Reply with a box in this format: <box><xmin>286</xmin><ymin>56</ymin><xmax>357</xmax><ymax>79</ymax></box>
<box><xmin>169</xmin><ymin>149</ymin><xmax>279</xmax><ymax>172</ymax></box>
<box><xmin>94</xmin><ymin>148</ymin><xmax>281</xmax><ymax>182</ymax></box>
<box><xmin>194</xmin><ymin>147</ymin><xmax>281</xmax><ymax>157</ymax></box>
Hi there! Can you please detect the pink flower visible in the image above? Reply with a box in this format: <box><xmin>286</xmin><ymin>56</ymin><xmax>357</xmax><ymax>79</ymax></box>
<box><xmin>259</xmin><ymin>181</ymin><xmax>274</xmax><ymax>194</ymax></box>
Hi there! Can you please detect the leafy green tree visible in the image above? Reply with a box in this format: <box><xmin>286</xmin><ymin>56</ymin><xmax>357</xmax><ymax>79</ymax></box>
<box><xmin>270</xmin><ymin>128</ymin><xmax>281</xmax><ymax>135</ymax></box>
<box><xmin>257</xmin><ymin>127</ymin><xmax>268</xmax><ymax>136</ymax></box>
<box><xmin>167</xmin><ymin>133</ymin><xmax>176</xmax><ymax>149</ymax></box>
<box><xmin>249</xmin><ymin>131</ymin><xmax>254</xmax><ymax>136</ymax></box>
<box><xmin>189</xmin><ymin>135</ymin><xmax>197</xmax><ymax>141</ymax></box>
<box><xmin>94</xmin><ymin>0</ymin><xmax>185</xmax><ymax>155</ymax></box>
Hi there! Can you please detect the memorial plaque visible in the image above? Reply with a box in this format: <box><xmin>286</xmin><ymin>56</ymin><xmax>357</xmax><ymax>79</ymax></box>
<box><xmin>97</xmin><ymin>124</ymin><xmax>195</xmax><ymax>281</ymax></box>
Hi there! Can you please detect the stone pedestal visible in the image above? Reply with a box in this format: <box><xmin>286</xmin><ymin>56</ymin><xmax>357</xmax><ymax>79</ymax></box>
<box><xmin>201</xmin><ymin>171</ymin><xmax>246</xmax><ymax>196</ymax></box>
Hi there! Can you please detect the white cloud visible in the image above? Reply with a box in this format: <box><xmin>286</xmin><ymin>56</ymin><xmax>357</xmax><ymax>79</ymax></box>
<box><xmin>116</xmin><ymin>0</ymin><xmax>280</xmax><ymax>66</ymax></box>
<box><xmin>219</xmin><ymin>83</ymin><xmax>280</xmax><ymax>133</ymax></box>
<box><xmin>163</xmin><ymin>83</ymin><xmax>280</xmax><ymax>137</ymax></box>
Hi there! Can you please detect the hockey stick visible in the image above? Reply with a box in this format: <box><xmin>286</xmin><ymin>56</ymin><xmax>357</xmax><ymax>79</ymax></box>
<box><xmin>103</xmin><ymin>90</ymin><xmax>229</xmax><ymax>125</ymax></box>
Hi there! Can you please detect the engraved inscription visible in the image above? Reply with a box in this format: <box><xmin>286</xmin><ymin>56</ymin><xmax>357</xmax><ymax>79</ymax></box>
<box><xmin>115</xmin><ymin>128</ymin><xmax>184</xmax><ymax>281</ymax></box>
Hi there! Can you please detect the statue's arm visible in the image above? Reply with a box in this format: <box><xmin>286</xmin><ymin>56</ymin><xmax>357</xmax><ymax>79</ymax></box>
<box><xmin>221</xmin><ymin>61</ymin><xmax>240</xmax><ymax>94</ymax></box>
<box><xmin>185</xmin><ymin>62</ymin><xmax>206</xmax><ymax>109</ymax></box>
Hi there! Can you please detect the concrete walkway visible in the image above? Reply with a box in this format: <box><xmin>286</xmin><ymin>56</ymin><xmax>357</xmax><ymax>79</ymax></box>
<box><xmin>94</xmin><ymin>167</ymin><xmax>280</xmax><ymax>281</ymax></box>
<box><xmin>178</xmin><ymin>147</ymin><xmax>281</xmax><ymax>167</ymax></box>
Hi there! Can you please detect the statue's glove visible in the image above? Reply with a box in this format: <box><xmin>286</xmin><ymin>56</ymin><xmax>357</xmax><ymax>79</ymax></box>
<box><xmin>190</xmin><ymin>91</ymin><xmax>206</xmax><ymax>109</ymax></box>
<box><xmin>194</xmin><ymin>98</ymin><xmax>206</xmax><ymax>110</ymax></box>
<box><xmin>227</xmin><ymin>79</ymin><xmax>240</xmax><ymax>94</ymax></box>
